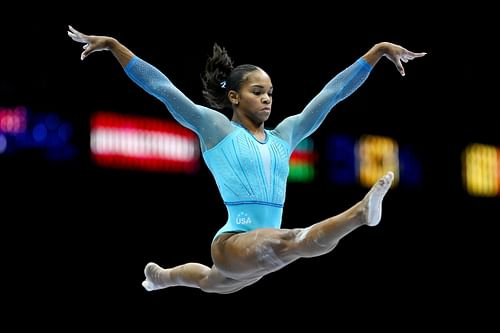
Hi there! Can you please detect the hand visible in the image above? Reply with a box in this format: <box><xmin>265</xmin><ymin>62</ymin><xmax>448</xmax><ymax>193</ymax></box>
<box><xmin>67</xmin><ymin>25</ymin><xmax>114</xmax><ymax>61</ymax></box>
<box><xmin>381</xmin><ymin>42</ymin><xmax>427</xmax><ymax>76</ymax></box>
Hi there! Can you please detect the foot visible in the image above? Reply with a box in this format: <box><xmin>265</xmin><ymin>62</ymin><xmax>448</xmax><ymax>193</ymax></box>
<box><xmin>142</xmin><ymin>262</ymin><xmax>172</xmax><ymax>291</ymax></box>
<box><xmin>365</xmin><ymin>171</ymin><xmax>394</xmax><ymax>226</ymax></box>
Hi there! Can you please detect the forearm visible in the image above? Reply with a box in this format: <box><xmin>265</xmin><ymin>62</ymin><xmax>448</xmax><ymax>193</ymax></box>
<box><xmin>297</xmin><ymin>58</ymin><xmax>372</xmax><ymax>133</ymax></box>
<box><xmin>106</xmin><ymin>38</ymin><xmax>135</xmax><ymax>68</ymax></box>
<box><xmin>361</xmin><ymin>42</ymin><xmax>387</xmax><ymax>67</ymax></box>
<box><xmin>275</xmin><ymin>58</ymin><xmax>372</xmax><ymax>149</ymax></box>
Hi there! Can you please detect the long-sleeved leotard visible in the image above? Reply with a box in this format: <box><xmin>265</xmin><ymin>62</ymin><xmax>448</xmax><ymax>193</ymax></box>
<box><xmin>124</xmin><ymin>56</ymin><xmax>372</xmax><ymax>239</ymax></box>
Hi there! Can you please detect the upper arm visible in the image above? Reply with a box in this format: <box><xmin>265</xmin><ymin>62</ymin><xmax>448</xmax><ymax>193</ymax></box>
<box><xmin>124</xmin><ymin>56</ymin><xmax>233</xmax><ymax>150</ymax></box>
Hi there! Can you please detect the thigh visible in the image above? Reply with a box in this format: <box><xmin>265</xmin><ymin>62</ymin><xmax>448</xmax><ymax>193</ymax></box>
<box><xmin>211</xmin><ymin>228</ymin><xmax>301</xmax><ymax>280</ymax></box>
<box><xmin>201</xmin><ymin>266</ymin><xmax>262</xmax><ymax>294</ymax></box>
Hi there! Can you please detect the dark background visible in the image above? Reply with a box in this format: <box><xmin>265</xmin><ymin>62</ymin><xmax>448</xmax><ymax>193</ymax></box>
<box><xmin>1</xmin><ymin>5</ymin><xmax>497</xmax><ymax>330</ymax></box>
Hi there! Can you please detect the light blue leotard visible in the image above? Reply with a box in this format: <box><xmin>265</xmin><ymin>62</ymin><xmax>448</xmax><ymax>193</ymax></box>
<box><xmin>124</xmin><ymin>55</ymin><xmax>372</xmax><ymax>240</ymax></box>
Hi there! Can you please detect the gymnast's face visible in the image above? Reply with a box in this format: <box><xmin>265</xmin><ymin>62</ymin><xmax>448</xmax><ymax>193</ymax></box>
<box><xmin>233</xmin><ymin>69</ymin><xmax>273</xmax><ymax>124</ymax></box>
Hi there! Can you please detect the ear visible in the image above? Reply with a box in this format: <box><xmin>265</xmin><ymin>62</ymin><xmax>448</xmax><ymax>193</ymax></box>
<box><xmin>228</xmin><ymin>90</ymin><xmax>239</xmax><ymax>106</ymax></box>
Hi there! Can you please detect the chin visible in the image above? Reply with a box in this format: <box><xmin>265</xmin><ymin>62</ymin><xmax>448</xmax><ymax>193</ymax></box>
<box><xmin>260</xmin><ymin>111</ymin><xmax>271</xmax><ymax>122</ymax></box>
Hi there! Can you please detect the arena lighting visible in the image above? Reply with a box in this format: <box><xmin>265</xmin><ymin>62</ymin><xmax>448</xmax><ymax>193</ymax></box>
<box><xmin>326</xmin><ymin>134</ymin><xmax>422</xmax><ymax>188</ymax></box>
<box><xmin>462</xmin><ymin>143</ymin><xmax>500</xmax><ymax>197</ymax></box>
<box><xmin>356</xmin><ymin>134</ymin><xmax>399</xmax><ymax>188</ymax></box>
<box><xmin>90</xmin><ymin>112</ymin><xmax>199</xmax><ymax>173</ymax></box>
<box><xmin>289</xmin><ymin>138</ymin><xmax>316</xmax><ymax>182</ymax></box>
<box><xmin>0</xmin><ymin>106</ymin><xmax>27</xmax><ymax>154</ymax></box>
<box><xmin>0</xmin><ymin>106</ymin><xmax>27</xmax><ymax>134</ymax></box>
<box><xmin>0</xmin><ymin>106</ymin><xmax>76</xmax><ymax>160</ymax></box>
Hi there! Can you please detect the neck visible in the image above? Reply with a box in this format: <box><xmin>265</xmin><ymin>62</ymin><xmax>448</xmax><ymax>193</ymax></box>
<box><xmin>232</xmin><ymin>116</ymin><xmax>266</xmax><ymax>141</ymax></box>
<box><xmin>232</xmin><ymin>115</ymin><xmax>264</xmax><ymax>134</ymax></box>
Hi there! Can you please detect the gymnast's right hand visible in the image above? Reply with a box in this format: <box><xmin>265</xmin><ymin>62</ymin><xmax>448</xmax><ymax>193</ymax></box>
<box><xmin>67</xmin><ymin>25</ymin><xmax>114</xmax><ymax>61</ymax></box>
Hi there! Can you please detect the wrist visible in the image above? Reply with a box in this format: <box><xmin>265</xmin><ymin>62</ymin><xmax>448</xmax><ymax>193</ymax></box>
<box><xmin>363</xmin><ymin>43</ymin><xmax>386</xmax><ymax>67</ymax></box>
<box><xmin>105</xmin><ymin>37</ymin><xmax>120</xmax><ymax>51</ymax></box>
<box><xmin>374</xmin><ymin>42</ymin><xmax>389</xmax><ymax>57</ymax></box>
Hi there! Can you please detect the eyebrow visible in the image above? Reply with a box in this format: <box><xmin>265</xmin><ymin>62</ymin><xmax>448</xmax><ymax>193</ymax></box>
<box><xmin>250</xmin><ymin>84</ymin><xmax>273</xmax><ymax>90</ymax></box>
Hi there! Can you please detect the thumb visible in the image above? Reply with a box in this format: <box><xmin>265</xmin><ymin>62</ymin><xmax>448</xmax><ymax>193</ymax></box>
<box><xmin>81</xmin><ymin>45</ymin><xmax>92</xmax><ymax>60</ymax></box>
<box><xmin>81</xmin><ymin>50</ymin><xmax>89</xmax><ymax>61</ymax></box>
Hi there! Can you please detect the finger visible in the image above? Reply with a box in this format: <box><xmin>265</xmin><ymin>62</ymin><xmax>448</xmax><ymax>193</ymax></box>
<box><xmin>401</xmin><ymin>52</ymin><xmax>414</xmax><ymax>61</ymax></box>
<box><xmin>68</xmin><ymin>30</ymin><xmax>84</xmax><ymax>43</ymax></box>
<box><xmin>68</xmin><ymin>25</ymin><xmax>84</xmax><ymax>38</ymax></box>
<box><xmin>408</xmin><ymin>51</ymin><xmax>427</xmax><ymax>58</ymax></box>
<box><xmin>81</xmin><ymin>47</ymin><xmax>94</xmax><ymax>60</ymax></box>
<box><xmin>396</xmin><ymin>59</ymin><xmax>405</xmax><ymax>76</ymax></box>
<box><xmin>68</xmin><ymin>25</ymin><xmax>89</xmax><ymax>44</ymax></box>
<box><xmin>67</xmin><ymin>30</ymin><xmax>77</xmax><ymax>39</ymax></box>
<box><xmin>68</xmin><ymin>26</ymin><xmax>78</xmax><ymax>38</ymax></box>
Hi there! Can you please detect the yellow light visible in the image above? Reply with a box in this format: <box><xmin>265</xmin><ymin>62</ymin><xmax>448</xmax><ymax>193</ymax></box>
<box><xmin>463</xmin><ymin>143</ymin><xmax>499</xmax><ymax>196</ymax></box>
<box><xmin>357</xmin><ymin>135</ymin><xmax>399</xmax><ymax>188</ymax></box>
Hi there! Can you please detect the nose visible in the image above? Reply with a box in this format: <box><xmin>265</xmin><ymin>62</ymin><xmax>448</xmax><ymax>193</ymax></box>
<box><xmin>262</xmin><ymin>94</ymin><xmax>271</xmax><ymax>104</ymax></box>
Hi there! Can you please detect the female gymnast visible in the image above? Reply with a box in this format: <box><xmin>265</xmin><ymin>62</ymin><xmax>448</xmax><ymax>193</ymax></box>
<box><xmin>68</xmin><ymin>25</ymin><xmax>425</xmax><ymax>294</ymax></box>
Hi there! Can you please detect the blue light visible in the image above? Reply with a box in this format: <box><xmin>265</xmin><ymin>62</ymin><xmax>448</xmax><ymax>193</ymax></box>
<box><xmin>33</xmin><ymin>123</ymin><xmax>48</xmax><ymax>142</ymax></box>
<box><xmin>326</xmin><ymin>135</ymin><xmax>356</xmax><ymax>185</ymax></box>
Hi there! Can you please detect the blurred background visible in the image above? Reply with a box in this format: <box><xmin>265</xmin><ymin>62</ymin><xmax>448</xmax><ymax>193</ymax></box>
<box><xmin>1</xmin><ymin>5</ymin><xmax>497</xmax><ymax>329</ymax></box>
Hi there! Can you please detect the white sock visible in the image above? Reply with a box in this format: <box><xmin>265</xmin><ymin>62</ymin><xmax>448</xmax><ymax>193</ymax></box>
<box><xmin>142</xmin><ymin>262</ymin><xmax>170</xmax><ymax>291</ymax></box>
<box><xmin>366</xmin><ymin>171</ymin><xmax>394</xmax><ymax>226</ymax></box>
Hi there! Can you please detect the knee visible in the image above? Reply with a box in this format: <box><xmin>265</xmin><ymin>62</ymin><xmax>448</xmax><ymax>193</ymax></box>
<box><xmin>199</xmin><ymin>281</ymin><xmax>225</xmax><ymax>293</ymax></box>
<box><xmin>199</xmin><ymin>275</ymin><xmax>255</xmax><ymax>294</ymax></box>
<box><xmin>293</xmin><ymin>227</ymin><xmax>338</xmax><ymax>257</ymax></box>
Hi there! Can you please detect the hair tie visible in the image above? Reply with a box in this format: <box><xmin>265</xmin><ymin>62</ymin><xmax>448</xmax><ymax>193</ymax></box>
<box><xmin>220</xmin><ymin>80</ymin><xmax>226</xmax><ymax>89</ymax></box>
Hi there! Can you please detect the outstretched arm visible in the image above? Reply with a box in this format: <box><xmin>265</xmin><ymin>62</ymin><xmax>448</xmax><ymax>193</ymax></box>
<box><xmin>274</xmin><ymin>42</ymin><xmax>426</xmax><ymax>150</ymax></box>
<box><xmin>67</xmin><ymin>26</ymin><xmax>232</xmax><ymax>151</ymax></box>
